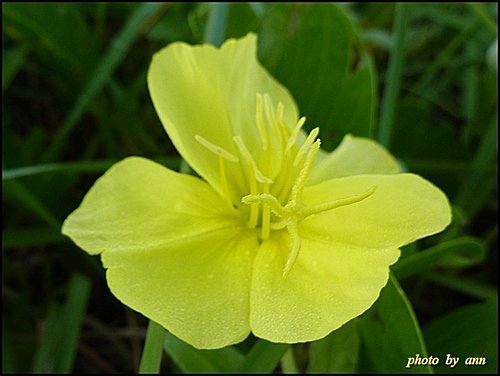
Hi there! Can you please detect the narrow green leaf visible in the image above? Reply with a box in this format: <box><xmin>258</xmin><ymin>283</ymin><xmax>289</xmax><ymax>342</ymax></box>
<box><xmin>2</xmin><ymin>46</ymin><xmax>27</xmax><ymax>93</ymax></box>
<box><xmin>258</xmin><ymin>3</ymin><xmax>376</xmax><ymax>149</ymax></box>
<box><xmin>2</xmin><ymin>227</ymin><xmax>67</xmax><ymax>249</ymax></box>
<box><xmin>393</xmin><ymin>236</ymin><xmax>486</xmax><ymax>280</ymax></box>
<box><xmin>423</xmin><ymin>298</ymin><xmax>498</xmax><ymax>373</ymax></box>
<box><xmin>358</xmin><ymin>273</ymin><xmax>432</xmax><ymax>373</ymax></box>
<box><xmin>163</xmin><ymin>331</ymin><xmax>243</xmax><ymax>373</ymax></box>
<box><xmin>3</xmin><ymin>180</ymin><xmax>60</xmax><ymax>230</ymax></box>
<box><xmin>31</xmin><ymin>304</ymin><xmax>62</xmax><ymax>373</ymax></box>
<box><xmin>139</xmin><ymin>320</ymin><xmax>165</xmax><ymax>373</ymax></box>
<box><xmin>455</xmin><ymin>111</ymin><xmax>498</xmax><ymax>216</ymax></box>
<box><xmin>280</xmin><ymin>347</ymin><xmax>299</xmax><ymax>374</ymax></box>
<box><xmin>377</xmin><ymin>3</ymin><xmax>410</xmax><ymax>148</ymax></box>
<box><xmin>2</xmin><ymin>321</ymin><xmax>17</xmax><ymax>373</ymax></box>
<box><xmin>55</xmin><ymin>273</ymin><xmax>92</xmax><ymax>372</ymax></box>
<box><xmin>427</xmin><ymin>273</ymin><xmax>498</xmax><ymax>300</ymax></box>
<box><xmin>2</xmin><ymin>157</ymin><xmax>180</xmax><ymax>181</ymax></box>
<box><xmin>238</xmin><ymin>339</ymin><xmax>288</xmax><ymax>373</ymax></box>
<box><xmin>42</xmin><ymin>3</ymin><xmax>167</xmax><ymax>162</ymax></box>
<box><xmin>31</xmin><ymin>274</ymin><xmax>91</xmax><ymax>373</ymax></box>
<box><xmin>307</xmin><ymin>319</ymin><xmax>359</xmax><ymax>373</ymax></box>
<box><xmin>203</xmin><ymin>2</ymin><xmax>228</xmax><ymax>46</ymax></box>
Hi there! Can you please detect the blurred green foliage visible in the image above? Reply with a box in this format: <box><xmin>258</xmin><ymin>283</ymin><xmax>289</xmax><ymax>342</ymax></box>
<box><xmin>2</xmin><ymin>2</ymin><xmax>497</xmax><ymax>373</ymax></box>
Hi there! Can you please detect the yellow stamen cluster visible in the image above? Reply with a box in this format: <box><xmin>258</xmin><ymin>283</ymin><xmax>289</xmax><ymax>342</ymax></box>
<box><xmin>196</xmin><ymin>93</ymin><xmax>375</xmax><ymax>276</ymax></box>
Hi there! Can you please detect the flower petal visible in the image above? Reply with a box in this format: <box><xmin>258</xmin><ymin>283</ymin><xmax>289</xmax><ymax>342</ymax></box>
<box><xmin>250</xmin><ymin>172</ymin><xmax>450</xmax><ymax>343</ymax></box>
<box><xmin>147</xmin><ymin>33</ymin><xmax>299</xmax><ymax>198</ymax></box>
<box><xmin>62</xmin><ymin>157</ymin><xmax>257</xmax><ymax>349</ymax></box>
<box><xmin>302</xmin><ymin>173</ymin><xmax>452</xmax><ymax>249</ymax></box>
<box><xmin>250</xmin><ymin>230</ymin><xmax>400</xmax><ymax>343</ymax></box>
<box><xmin>310</xmin><ymin>134</ymin><xmax>400</xmax><ymax>185</ymax></box>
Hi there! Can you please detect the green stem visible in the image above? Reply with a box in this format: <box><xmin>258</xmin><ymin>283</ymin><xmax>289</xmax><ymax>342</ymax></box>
<box><xmin>377</xmin><ymin>3</ymin><xmax>410</xmax><ymax>148</ymax></box>
<box><xmin>138</xmin><ymin>320</ymin><xmax>165</xmax><ymax>373</ymax></box>
<box><xmin>203</xmin><ymin>3</ymin><xmax>229</xmax><ymax>46</ymax></box>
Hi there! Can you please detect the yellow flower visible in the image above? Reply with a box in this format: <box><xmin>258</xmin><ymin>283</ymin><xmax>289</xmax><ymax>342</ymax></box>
<box><xmin>62</xmin><ymin>34</ymin><xmax>451</xmax><ymax>349</ymax></box>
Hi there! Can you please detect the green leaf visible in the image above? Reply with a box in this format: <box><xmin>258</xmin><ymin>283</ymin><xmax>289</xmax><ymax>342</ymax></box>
<box><xmin>393</xmin><ymin>236</ymin><xmax>487</xmax><ymax>280</ymax></box>
<box><xmin>2</xmin><ymin>46</ymin><xmax>27</xmax><ymax>93</ymax></box>
<box><xmin>2</xmin><ymin>227</ymin><xmax>67</xmax><ymax>249</ymax></box>
<box><xmin>163</xmin><ymin>331</ymin><xmax>243</xmax><ymax>373</ymax></box>
<box><xmin>358</xmin><ymin>273</ymin><xmax>432</xmax><ymax>373</ymax></box>
<box><xmin>2</xmin><ymin>157</ymin><xmax>180</xmax><ymax>181</ymax></box>
<box><xmin>31</xmin><ymin>273</ymin><xmax>91</xmax><ymax>373</ymax></box>
<box><xmin>258</xmin><ymin>3</ymin><xmax>376</xmax><ymax>150</ymax></box>
<box><xmin>3</xmin><ymin>3</ymin><xmax>99</xmax><ymax>80</ymax></box>
<box><xmin>42</xmin><ymin>3</ymin><xmax>168</xmax><ymax>162</ymax></box>
<box><xmin>423</xmin><ymin>298</ymin><xmax>498</xmax><ymax>373</ymax></box>
<box><xmin>307</xmin><ymin>319</ymin><xmax>359</xmax><ymax>373</ymax></box>
<box><xmin>3</xmin><ymin>180</ymin><xmax>60</xmax><ymax>230</ymax></box>
<box><xmin>139</xmin><ymin>320</ymin><xmax>165</xmax><ymax>373</ymax></box>
<box><xmin>377</xmin><ymin>3</ymin><xmax>410</xmax><ymax>148</ymax></box>
<box><xmin>238</xmin><ymin>339</ymin><xmax>288</xmax><ymax>373</ymax></box>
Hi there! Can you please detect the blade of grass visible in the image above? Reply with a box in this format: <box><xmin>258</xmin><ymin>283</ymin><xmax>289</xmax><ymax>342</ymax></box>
<box><xmin>462</xmin><ymin>40</ymin><xmax>480</xmax><ymax>141</ymax></box>
<box><xmin>393</xmin><ymin>236</ymin><xmax>486</xmax><ymax>280</ymax></box>
<box><xmin>427</xmin><ymin>273</ymin><xmax>498</xmax><ymax>300</ymax></box>
<box><xmin>203</xmin><ymin>2</ymin><xmax>228</xmax><ymax>46</ymax></box>
<box><xmin>2</xmin><ymin>227</ymin><xmax>67</xmax><ymax>249</ymax></box>
<box><xmin>42</xmin><ymin>3</ymin><xmax>167</xmax><ymax>162</ymax></box>
<box><xmin>31</xmin><ymin>273</ymin><xmax>91</xmax><ymax>373</ymax></box>
<box><xmin>162</xmin><ymin>330</ymin><xmax>243</xmax><ymax>373</ymax></box>
<box><xmin>238</xmin><ymin>340</ymin><xmax>288</xmax><ymax>373</ymax></box>
<box><xmin>2</xmin><ymin>160</ymin><xmax>116</xmax><ymax>180</ymax></box>
<box><xmin>3</xmin><ymin>180</ymin><xmax>60</xmax><ymax>230</ymax></box>
<box><xmin>466</xmin><ymin>2</ymin><xmax>498</xmax><ymax>36</ymax></box>
<box><xmin>455</xmin><ymin>111</ymin><xmax>498</xmax><ymax>215</ymax></box>
<box><xmin>2</xmin><ymin>321</ymin><xmax>17</xmax><ymax>373</ymax></box>
<box><xmin>31</xmin><ymin>304</ymin><xmax>62</xmax><ymax>372</ymax></box>
<box><xmin>138</xmin><ymin>320</ymin><xmax>165</xmax><ymax>373</ymax></box>
<box><xmin>2</xmin><ymin>156</ymin><xmax>180</xmax><ymax>180</ymax></box>
<box><xmin>2</xmin><ymin>46</ymin><xmax>27</xmax><ymax>93</ymax></box>
<box><xmin>412</xmin><ymin>21</ymin><xmax>476</xmax><ymax>94</ymax></box>
<box><xmin>377</xmin><ymin>3</ymin><xmax>410</xmax><ymax>148</ymax></box>
<box><xmin>280</xmin><ymin>347</ymin><xmax>299</xmax><ymax>373</ymax></box>
<box><xmin>55</xmin><ymin>273</ymin><xmax>92</xmax><ymax>372</ymax></box>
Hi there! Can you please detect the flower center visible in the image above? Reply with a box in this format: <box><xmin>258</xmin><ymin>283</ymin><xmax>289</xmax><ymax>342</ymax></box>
<box><xmin>196</xmin><ymin>93</ymin><xmax>375</xmax><ymax>276</ymax></box>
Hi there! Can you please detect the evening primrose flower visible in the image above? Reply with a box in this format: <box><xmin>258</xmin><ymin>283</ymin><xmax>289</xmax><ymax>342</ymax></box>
<box><xmin>62</xmin><ymin>34</ymin><xmax>451</xmax><ymax>349</ymax></box>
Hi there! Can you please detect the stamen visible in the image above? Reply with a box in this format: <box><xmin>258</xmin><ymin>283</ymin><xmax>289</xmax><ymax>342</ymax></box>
<box><xmin>294</xmin><ymin>127</ymin><xmax>319</xmax><ymax>167</ymax></box>
<box><xmin>233</xmin><ymin>136</ymin><xmax>273</xmax><ymax>184</ymax></box>
<box><xmin>300</xmin><ymin>186</ymin><xmax>377</xmax><ymax>219</ymax></box>
<box><xmin>242</xmin><ymin>193</ymin><xmax>287</xmax><ymax>218</ymax></box>
<box><xmin>261</xmin><ymin>184</ymin><xmax>271</xmax><ymax>240</ymax></box>
<box><xmin>263</xmin><ymin>94</ymin><xmax>277</xmax><ymax>134</ymax></box>
<box><xmin>195</xmin><ymin>135</ymin><xmax>238</xmax><ymax>162</ymax></box>
<box><xmin>195</xmin><ymin>135</ymin><xmax>238</xmax><ymax>206</ymax></box>
<box><xmin>290</xmin><ymin>139</ymin><xmax>321</xmax><ymax>203</ymax></box>
<box><xmin>286</xmin><ymin>117</ymin><xmax>306</xmax><ymax>152</ymax></box>
<box><xmin>255</xmin><ymin>94</ymin><xmax>269</xmax><ymax>150</ymax></box>
<box><xmin>218</xmin><ymin>156</ymin><xmax>234</xmax><ymax>207</ymax></box>
<box><xmin>282</xmin><ymin>223</ymin><xmax>300</xmax><ymax>277</ymax></box>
